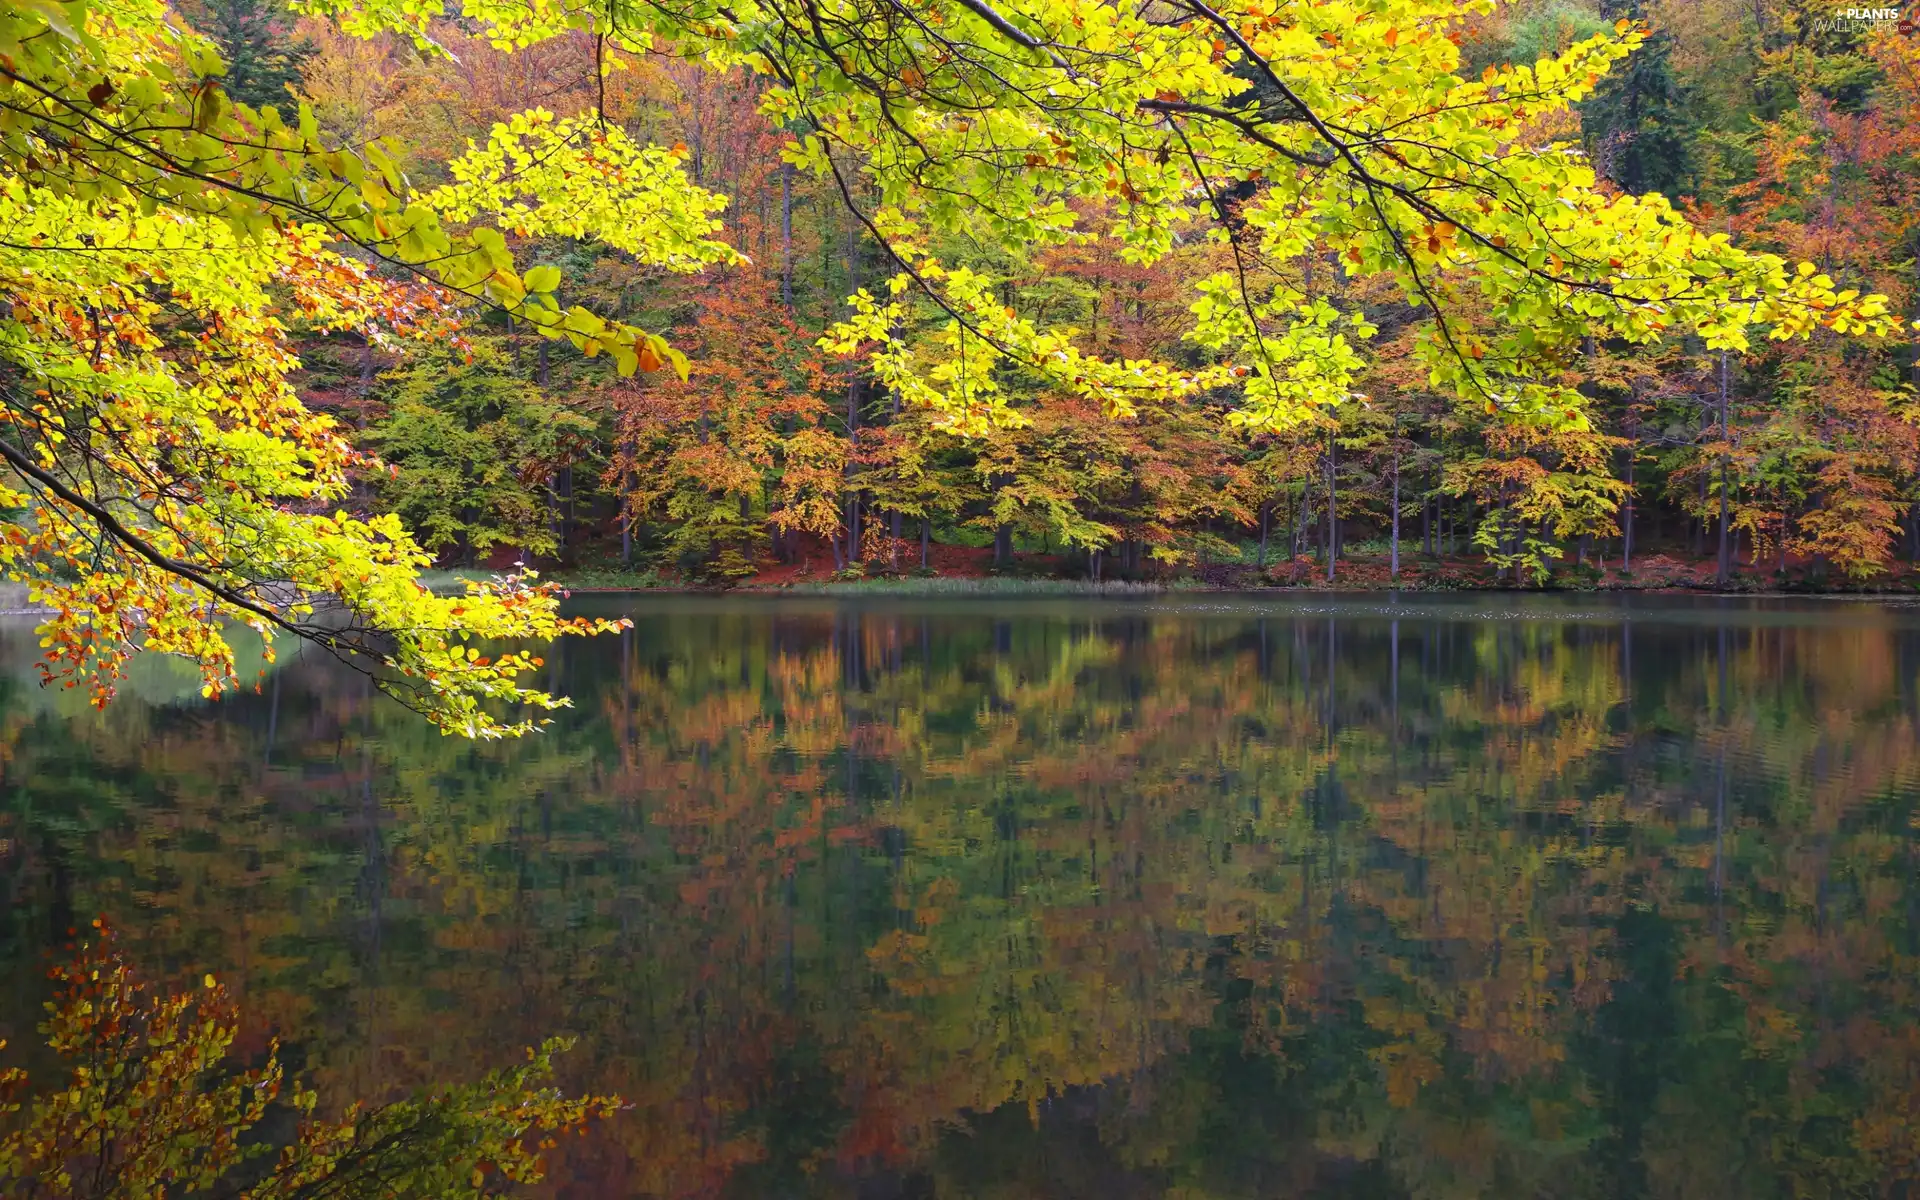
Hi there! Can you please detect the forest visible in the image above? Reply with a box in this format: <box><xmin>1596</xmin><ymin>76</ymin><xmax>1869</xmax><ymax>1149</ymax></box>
<box><xmin>268</xmin><ymin>0</ymin><xmax>1918</xmax><ymax>592</ymax></box>
<box><xmin>11</xmin><ymin>1</ymin><xmax>1920</xmax><ymax>1193</ymax></box>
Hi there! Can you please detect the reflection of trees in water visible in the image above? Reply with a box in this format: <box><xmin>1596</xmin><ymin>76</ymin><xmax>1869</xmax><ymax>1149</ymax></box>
<box><xmin>3</xmin><ymin>604</ymin><xmax>1920</xmax><ymax>1196</ymax></box>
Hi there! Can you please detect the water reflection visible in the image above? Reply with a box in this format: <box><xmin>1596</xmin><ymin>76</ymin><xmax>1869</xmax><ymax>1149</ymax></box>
<box><xmin>5</xmin><ymin>595</ymin><xmax>1920</xmax><ymax>1197</ymax></box>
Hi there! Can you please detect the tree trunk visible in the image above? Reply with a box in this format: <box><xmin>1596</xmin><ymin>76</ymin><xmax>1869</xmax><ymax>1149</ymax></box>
<box><xmin>1498</xmin><ymin>482</ymin><xmax>1515</xmax><ymax>583</ymax></box>
<box><xmin>1623</xmin><ymin>437</ymin><xmax>1635</xmax><ymax>572</ymax></box>
<box><xmin>1716</xmin><ymin>350</ymin><xmax>1732</xmax><ymax>589</ymax></box>
<box><xmin>1257</xmin><ymin>500</ymin><xmax>1271</xmax><ymax>568</ymax></box>
<box><xmin>539</xmin><ymin>340</ymin><xmax>560</xmax><ymax>561</ymax></box>
<box><xmin>756</xmin><ymin>186</ymin><xmax>767</xmax><ymax>264</ymax></box>
<box><xmin>550</xmin><ymin>463</ymin><xmax>572</xmax><ymax>564</ymax></box>
<box><xmin>1324</xmin><ymin>430</ymin><xmax>1337</xmax><ymax>583</ymax></box>
<box><xmin>1330</xmin><ymin>441</ymin><xmax>1342</xmax><ymax>563</ymax></box>
<box><xmin>846</xmin><ymin>206</ymin><xmax>860</xmax><ymax>297</ymax></box>
<box><xmin>1911</xmin><ymin>236</ymin><xmax>1920</xmax><ymax>393</ymax></box>
<box><xmin>1285</xmin><ymin>484</ymin><xmax>1299</xmax><ymax>561</ymax></box>
<box><xmin>845</xmin><ymin>378</ymin><xmax>861</xmax><ymax>563</ymax></box>
<box><xmin>1301</xmin><ymin>472</ymin><xmax>1315</xmax><ymax>562</ymax></box>
<box><xmin>1778</xmin><ymin>494</ymin><xmax>1789</xmax><ymax>574</ymax></box>
<box><xmin>618</xmin><ymin>437</ymin><xmax>635</xmax><ymax>566</ymax></box>
<box><xmin>780</xmin><ymin>161</ymin><xmax>795</xmax><ymax>312</ymax></box>
<box><xmin>820</xmin><ymin>211</ymin><xmax>834</xmax><ymax>326</ymax></box>
<box><xmin>1390</xmin><ymin>432</ymin><xmax>1401</xmax><ymax>583</ymax></box>
<box><xmin>987</xmin><ymin>470</ymin><xmax>1013</xmax><ymax>569</ymax></box>
<box><xmin>920</xmin><ymin>518</ymin><xmax>930</xmax><ymax>569</ymax></box>
<box><xmin>1693</xmin><ymin>472</ymin><xmax>1707</xmax><ymax>558</ymax></box>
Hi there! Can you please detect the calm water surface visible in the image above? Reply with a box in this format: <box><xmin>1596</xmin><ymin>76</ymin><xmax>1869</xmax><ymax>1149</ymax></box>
<box><xmin>6</xmin><ymin>594</ymin><xmax>1920</xmax><ymax>1197</ymax></box>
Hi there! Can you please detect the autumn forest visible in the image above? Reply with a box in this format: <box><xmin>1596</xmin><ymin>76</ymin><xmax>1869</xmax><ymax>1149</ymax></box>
<box><xmin>269</xmin><ymin>0</ymin><xmax>1920</xmax><ymax>593</ymax></box>
<box><xmin>7</xmin><ymin>0</ymin><xmax>1920</xmax><ymax>1194</ymax></box>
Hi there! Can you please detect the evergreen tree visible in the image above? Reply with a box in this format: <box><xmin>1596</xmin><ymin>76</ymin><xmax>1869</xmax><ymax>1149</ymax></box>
<box><xmin>1580</xmin><ymin>0</ymin><xmax>1699</xmax><ymax>196</ymax></box>
<box><xmin>192</xmin><ymin>0</ymin><xmax>311</xmax><ymax>111</ymax></box>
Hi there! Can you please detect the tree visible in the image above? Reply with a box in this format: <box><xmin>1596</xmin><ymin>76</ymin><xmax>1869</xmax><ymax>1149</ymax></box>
<box><xmin>367</xmin><ymin>340</ymin><xmax>599</xmax><ymax>566</ymax></box>
<box><xmin>0</xmin><ymin>0</ymin><xmax>736</xmax><ymax>733</ymax></box>
<box><xmin>186</xmin><ymin>0</ymin><xmax>314</xmax><ymax>111</ymax></box>
<box><xmin>610</xmin><ymin>266</ymin><xmax>840</xmax><ymax>579</ymax></box>
<box><xmin>1445</xmin><ymin>415</ymin><xmax>1628</xmax><ymax>584</ymax></box>
<box><xmin>0</xmin><ymin>925</ymin><xmax>621</xmax><ymax>1199</ymax></box>
<box><xmin>1714</xmin><ymin>26</ymin><xmax>1920</xmax><ymax>578</ymax></box>
<box><xmin>1579</xmin><ymin>0</ymin><xmax>1699</xmax><ymax>196</ymax></box>
<box><xmin>778</xmin><ymin>0</ymin><xmax>1896</xmax><ymax>430</ymax></box>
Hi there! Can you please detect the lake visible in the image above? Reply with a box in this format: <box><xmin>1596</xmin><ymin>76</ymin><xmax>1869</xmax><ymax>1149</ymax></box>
<box><xmin>5</xmin><ymin>593</ymin><xmax>1920</xmax><ymax>1197</ymax></box>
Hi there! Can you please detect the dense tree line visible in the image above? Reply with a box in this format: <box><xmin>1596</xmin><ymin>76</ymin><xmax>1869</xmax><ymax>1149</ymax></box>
<box><xmin>254</xmin><ymin>0</ymin><xmax>1920</xmax><ymax>589</ymax></box>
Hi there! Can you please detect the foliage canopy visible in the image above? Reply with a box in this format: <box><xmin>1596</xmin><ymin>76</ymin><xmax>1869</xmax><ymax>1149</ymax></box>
<box><xmin>0</xmin><ymin>925</ymin><xmax>621</xmax><ymax>1199</ymax></box>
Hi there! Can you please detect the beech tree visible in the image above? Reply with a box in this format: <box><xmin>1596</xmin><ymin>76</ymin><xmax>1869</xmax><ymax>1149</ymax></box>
<box><xmin>0</xmin><ymin>0</ymin><xmax>735</xmax><ymax>733</ymax></box>
<box><xmin>0</xmin><ymin>926</ymin><xmax>620</xmax><ymax>1198</ymax></box>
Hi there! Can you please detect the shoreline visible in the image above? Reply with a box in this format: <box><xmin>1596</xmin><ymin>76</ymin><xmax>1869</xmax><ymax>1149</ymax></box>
<box><xmin>555</xmin><ymin>562</ymin><xmax>1920</xmax><ymax>599</ymax></box>
<box><xmin>0</xmin><ymin>585</ymin><xmax>47</xmax><ymax>615</ymax></box>
<box><xmin>538</xmin><ymin>549</ymin><xmax>1920</xmax><ymax>598</ymax></box>
<box><xmin>12</xmin><ymin>558</ymin><xmax>1916</xmax><ymax>617</ymax></box>
<box><xmin>553</xmin><ymin>580</ymin><xmax>1920</xmax><ymax>599</ymax></box>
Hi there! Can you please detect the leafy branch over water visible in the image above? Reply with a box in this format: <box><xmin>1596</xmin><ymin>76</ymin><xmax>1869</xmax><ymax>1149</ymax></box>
<box><xmin>0</xmin><ymin>924</ymin><xmax>621</xmax><ymax>1200</ymax></box>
